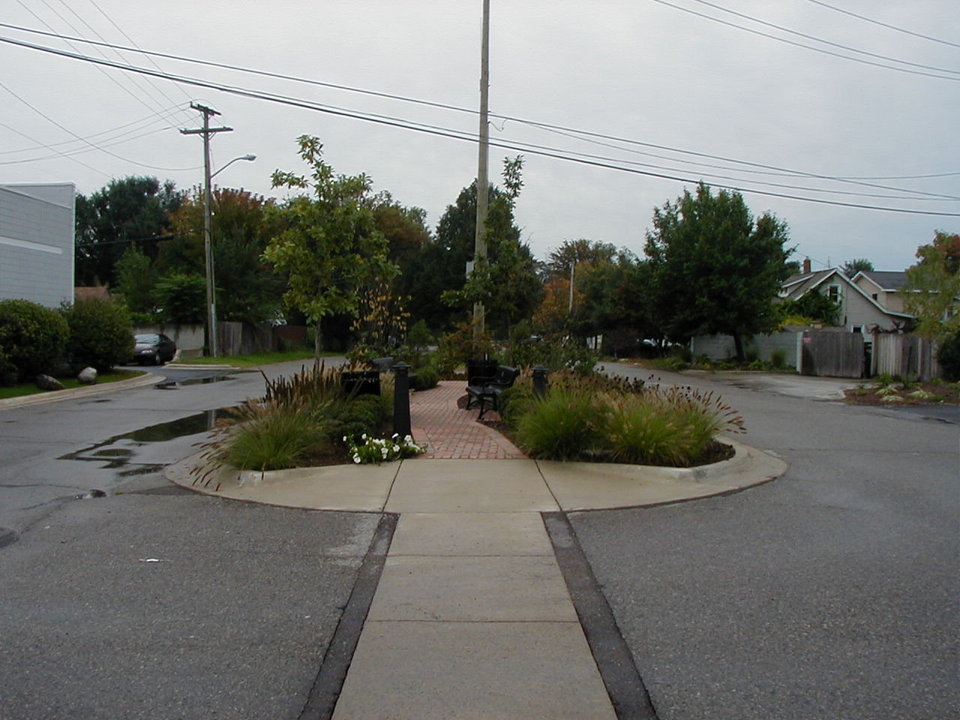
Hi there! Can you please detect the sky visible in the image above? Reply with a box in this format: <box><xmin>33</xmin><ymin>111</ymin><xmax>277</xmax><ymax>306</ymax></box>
<box><xmin>1</xmin><ymin>0</ymin><xmax>958</xmax><ymax>273</ymax></box>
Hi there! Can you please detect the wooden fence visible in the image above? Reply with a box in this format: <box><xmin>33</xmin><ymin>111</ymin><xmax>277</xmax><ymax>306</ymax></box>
<box><xmin>872</xmin><ymin>334</ymin><xmax>940</xmax><ymax>381</ymax></box>
<box><xmin>799</xmin><ymin>330</ymin><xmax>865</xmax><ymax>378</ymax></box>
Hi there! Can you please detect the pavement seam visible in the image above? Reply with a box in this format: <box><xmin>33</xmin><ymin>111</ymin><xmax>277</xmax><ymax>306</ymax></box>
<box><xmin>298</xmin><ymin>512</ymin><xmax>398</xmax><ymax>720</ymax></box>
<box><xmin>543</xmin><ymin>511</ymin><xmax>660</xmax><ymax>720</ymax></box>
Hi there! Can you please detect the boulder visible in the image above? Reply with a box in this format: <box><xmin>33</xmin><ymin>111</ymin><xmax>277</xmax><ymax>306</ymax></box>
<box><xmin>36</xmin><ymin>374</ymin><xmax>65</xmax><ymax>391</ymax></box>
<box><xmin>78</xmin><ymin>367</ymin><xmax>98</xmax><ymax>385</ymax></box>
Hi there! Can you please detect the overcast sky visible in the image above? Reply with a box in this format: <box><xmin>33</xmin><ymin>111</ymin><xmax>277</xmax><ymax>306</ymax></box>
<box><xmin>1</xmin><ymin>1</ymin><xmax>957</xmax><ymax>273</ymax></box>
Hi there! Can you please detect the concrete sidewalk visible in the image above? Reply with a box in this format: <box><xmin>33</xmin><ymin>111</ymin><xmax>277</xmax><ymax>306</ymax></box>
<box><xmin>166</xmin><ymin>380</ymin><xmax>785</xmax><ymax>719</ymax></box>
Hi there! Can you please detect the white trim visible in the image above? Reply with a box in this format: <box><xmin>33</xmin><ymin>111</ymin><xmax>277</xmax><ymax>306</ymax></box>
<box><xmin>0</xmin><ymin>235</ymin><xmax>63</xmax><ymax>255</ymax></box>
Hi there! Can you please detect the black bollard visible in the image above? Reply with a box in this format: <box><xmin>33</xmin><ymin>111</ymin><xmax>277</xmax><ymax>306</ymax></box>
<box><xmin>532</xmin><ymin>364</ymin><xmax>549</xmax><ymax>399</ymax></box>
<box><xmin>392</xmin><ymin>361</ymin><xmax>412</xmax><ymax>438</ymax></box>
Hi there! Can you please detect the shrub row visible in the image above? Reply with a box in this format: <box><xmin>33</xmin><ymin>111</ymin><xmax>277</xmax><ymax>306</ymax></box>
<box><xmin>0</xmin><ymin>298</ymin><xmax>134</xmax><ymax>385</ymax></box>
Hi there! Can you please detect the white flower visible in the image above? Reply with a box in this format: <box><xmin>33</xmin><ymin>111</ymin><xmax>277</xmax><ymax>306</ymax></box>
<box><xmin>353</xmin><ymin>455</ymin><xmax>361</xmax><ymax>464</ymax></box>
<box><xmin>393</xmin><ymin>445</ymin><xmax>400</xmax><ymax>453</ymax></box>
<box><xmin>362</xmin><ymin>433</ymin><xmax>367</xmax><ymax>440</ymax></box>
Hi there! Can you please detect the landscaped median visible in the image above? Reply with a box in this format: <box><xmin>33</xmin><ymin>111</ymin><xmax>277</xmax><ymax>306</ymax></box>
<box><xmin>165</xmin><ymin>437</ymin><xmax>786</xmax><ymax>513</ymax></box>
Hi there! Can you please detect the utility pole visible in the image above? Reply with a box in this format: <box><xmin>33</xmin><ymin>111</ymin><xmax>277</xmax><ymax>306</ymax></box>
<box><xmin>473</xmin><ymin>0</ymin><xmax>490</xmax><ymax>338</ymax></box>
<box><xmin>181</xmin><ymin>103</ymin><xmax>232</xmax><ymax>357</ymax></box>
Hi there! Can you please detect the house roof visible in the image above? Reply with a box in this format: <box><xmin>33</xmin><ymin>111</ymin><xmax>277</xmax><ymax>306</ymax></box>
<box><xmin>854</xmin><ymin>270</ymin><xmax>909</xmax><ymax>291</ymax></box>
<box><xmin>780</xmin><ymin>268</ymin><xmax>914</xmax><ymax>320</ymax></box>
<box><xmin>781</xmin><ymin>269</ymin><xmax>837</xmax><ymax>301</ymax></box>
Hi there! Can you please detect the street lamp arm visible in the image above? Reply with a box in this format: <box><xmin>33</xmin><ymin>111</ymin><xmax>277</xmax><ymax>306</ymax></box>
<box><xmin>211</xmin><ymin>154</ymin><xmax>256</xmax><ymax>179</ymax></box>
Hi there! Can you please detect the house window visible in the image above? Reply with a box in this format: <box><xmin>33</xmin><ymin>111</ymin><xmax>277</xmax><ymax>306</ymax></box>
<box><xmin>872</xmin><ymin>293</ymin><xmax>878</xmax><ymax>301</ymax></box>
<box><xmin>827</xmin><ymin>285</ymin><xmax>842</xmax><ymax>303</ymax></box>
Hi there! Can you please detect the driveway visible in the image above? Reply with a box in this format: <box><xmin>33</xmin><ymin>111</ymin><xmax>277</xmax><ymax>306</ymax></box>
<box><xmin>575</xmin><ymin>363</ymin><xmax>958</xmax><ymax>719</ymax></box>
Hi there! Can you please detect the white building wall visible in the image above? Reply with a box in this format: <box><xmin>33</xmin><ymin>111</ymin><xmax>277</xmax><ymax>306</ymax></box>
<box><xmin>0</xmin><ymin>183</ymin><xmax>75</xmax><ymax>308</ymax></box>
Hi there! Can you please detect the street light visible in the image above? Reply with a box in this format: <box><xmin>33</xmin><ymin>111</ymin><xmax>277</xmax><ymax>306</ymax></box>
<box><xmin>212</xmin><ymin>154</ymin><xmax>256</xmax><ymax>179</ymax></box>
<box><xmin>204</xmin><ymin>153</ymin><xmax>255</xmax><ymax>357</ymax></box>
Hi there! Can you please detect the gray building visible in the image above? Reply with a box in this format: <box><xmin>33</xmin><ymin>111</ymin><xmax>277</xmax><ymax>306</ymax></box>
<box><xmin>0</xmin><ymin>183</ymin><xmax>75</xmax><ymax>308</ymax></box>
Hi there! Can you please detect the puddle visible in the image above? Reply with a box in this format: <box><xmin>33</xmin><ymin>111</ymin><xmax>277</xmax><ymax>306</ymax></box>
<box><xmin>59</xmin><ymin>408</ymin><xmax>236</xmax><ymax>468</ymax></box>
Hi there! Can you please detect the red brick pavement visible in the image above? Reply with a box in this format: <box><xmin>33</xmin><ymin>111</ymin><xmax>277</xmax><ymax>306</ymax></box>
<box><xmin>409</xmin><ymin>381</ymin><xmax>526</xmax><ymax>460</ymax></box>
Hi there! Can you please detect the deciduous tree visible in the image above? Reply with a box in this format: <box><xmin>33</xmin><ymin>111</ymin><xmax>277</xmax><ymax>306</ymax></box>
<box><xmin>904</xmin><ymin>231</ymin><xmax>960</xmax><ymax>341</ymax></box>
<box><xmin>263</xmin><ymin>136</ymin><xmax>395</xmax><ymax>356</ymax></box>
<box><xmin>645</xmin><ymin>183</ymin><xmax>793</xmax><ymax>360</ymax></box>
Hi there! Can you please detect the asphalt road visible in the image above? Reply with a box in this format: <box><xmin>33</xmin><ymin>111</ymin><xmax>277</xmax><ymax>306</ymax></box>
<box><xmin>0</xmin><ymin>359</ymin><xmax>369</xmax><ymax>720</ymax></box>
<box><xmin>0</xmin><ymin>361</ymin><xmax>956</xmax><ymax>719</ymax></box>
<box><xmin>575</xmin><ymin>363</ymin><xmax>958</xmax><ymax>720</ymax></box>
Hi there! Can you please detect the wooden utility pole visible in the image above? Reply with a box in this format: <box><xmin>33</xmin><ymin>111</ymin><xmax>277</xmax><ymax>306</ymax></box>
<box><xmin>181</xmin><ymin>103</ymin><xmax>232</xmax><ymax>357</ymax></box>
<box><xmin>473</xmin><ymin>0</ymin><xmax>490</xmax><ymax>336</ymax></box>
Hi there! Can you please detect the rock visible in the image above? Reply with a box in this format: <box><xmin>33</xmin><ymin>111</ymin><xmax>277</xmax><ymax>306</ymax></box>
<box><xmin>36</xmin><ymin>374</ymin><xmax>65</xmax><ymax>391</ymax></box>
<box><xmin>78</xmin><ymin>367</ymin><xmax>98</xmax><ymax>384</ymax></box>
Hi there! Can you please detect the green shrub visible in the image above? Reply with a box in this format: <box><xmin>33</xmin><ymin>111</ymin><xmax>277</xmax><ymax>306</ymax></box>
<box><xmin>498</xmin><ymin>379</ymin><xmax>537</xmax><ymax>428</ymax></box>
<box><xmin>515</xmin><ymin>388</ymin><xmax>606</xmax><ymax>460</ymax></box>
<box><xmin>0</xmin><ymin>299</ymin><xmax>69</xmax><ymax>383</ymax></box>
<box><xmin>328</xmin><ymin>394</ymin><xmax>384</xmax><ymax>439</ymax></box>
<box><xmin>602</xmin><ymin>395</ymin><xmax>688</xmax><ymax>466</ymax></box>
<box><xmin>412</xmin><ymin>363</ymin><xmax>439</xmax><ymax>391</ymax></box>
<box><xmin>938</xmin><ymin>332</ymin><xmax>960</xmax><ymax>382</ymax></box>
<box><xmin>61</xmin><ymin>298</ymin><xmax>134</xmax><ymax>372</ymax></box>
<box><xmin>770</xmin><ymin>349</ymin><xmax>787</xmax><ymax>369</ymax></box>
<box><xmin>223</xmin><ymin>406</ymin><xmax>331</xmax><ymax>471</ymax></box>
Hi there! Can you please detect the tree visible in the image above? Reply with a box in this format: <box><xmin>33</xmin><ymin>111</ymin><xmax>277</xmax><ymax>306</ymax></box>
<box><xmin>439</xmin><ymin>157</ymin><xmax>543</xmax><ymax>335</ymax></box>
<box><xmin>263</xmin><ymin>136</ymin><xmax>396</xmax><ymax>356</ymax></box>
<box><xmin>842</xmin><ymin>258</ymin><xmax>874</xmax><ymax>277</ymax></box>
<box><xmin>904</xmin><ymin>231</ymin><xmax>960</xmax><ymax>342</ymax></box>
<box><xmin>546</xmin><ymin>239</ymin><xmax>617</xmax><ymax>278</ymax></box>
<box><xmin>166</xmin><ymin>188</ymin><xmax>283</xmax><ymax>325</ymax></box>
<box><xmin>74</xmin><ymin>176</ymin><xmax>182</xmax><ymax>286</ymax></box>
<box><xmin>645</xmin><ymin>183</ymin><xmax>793</xmax><ymax>360</ymax></box>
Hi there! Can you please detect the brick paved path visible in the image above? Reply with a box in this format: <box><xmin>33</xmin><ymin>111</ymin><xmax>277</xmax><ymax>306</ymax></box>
<box><xmin>409</xmin><ymin>381</ymin><xmax>526</xmax><ymax>460</ymax></box>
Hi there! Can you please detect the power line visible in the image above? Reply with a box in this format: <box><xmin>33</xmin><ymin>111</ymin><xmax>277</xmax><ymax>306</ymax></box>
<box><xmin>0</xmin><ymin>34</ymin><xmax>956</xmax><ymax>217</ymax></box>
<box><xmin>684</xmin><ymin>0</ymin><xmax>960</xmax><ymax>76</ymax></box>
<box><xmin>803</xmin><ymin>0</ymin><xmax>960</xmax><ymax>49</ymax></box>
<box><xmin>3</xmin><ymin>20</ymin><xmax>955</xmax><ymax>188</ymax></box>
<box><xmin>648</xmin><ymin>0</ymin><xmax>960</xmax><ymax>81</ymax></box>
<box><xmin>0</xmin><ymin>77</ymin><xmax>200</xmax><ymax>172</ymax></box>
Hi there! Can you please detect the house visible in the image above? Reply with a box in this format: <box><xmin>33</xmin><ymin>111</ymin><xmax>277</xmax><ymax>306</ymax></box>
<box><xmin>780</xmin><ymin>263</ymin><xmax>913</xmax><ymax>335</ymax></box>
<box><xmin>851</xmin><ymin>271</ymin><xmax>909</xmax><ymax>314</ymax></box>
<box><xmin>0</xmin><ymin>183</ymin><xmax>75</xmax><ymax>308</ymax></box>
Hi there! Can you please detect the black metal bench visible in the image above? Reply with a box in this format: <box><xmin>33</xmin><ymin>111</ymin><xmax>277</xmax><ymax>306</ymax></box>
<box><xmin>466</xmin><ymin>365</ymin><xmax>520</xmax><ymax>420</ymax></box>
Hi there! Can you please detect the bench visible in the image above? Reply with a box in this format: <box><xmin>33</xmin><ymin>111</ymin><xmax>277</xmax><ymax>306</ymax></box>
<box><xmin>466</xmin><ymin>365</ymin><xmax>520</xmax><ymax>420</ymax></box>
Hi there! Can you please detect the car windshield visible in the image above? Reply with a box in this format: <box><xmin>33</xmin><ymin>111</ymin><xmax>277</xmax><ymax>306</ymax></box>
<box><xmin>135</xmin><ymin>334</ymin><xmax>160</xmax><ymax>343</ymax></box>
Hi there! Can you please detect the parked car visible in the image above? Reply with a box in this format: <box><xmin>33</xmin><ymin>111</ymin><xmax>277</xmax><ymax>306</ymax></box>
<box><xmin>132</xmin><ymin>333</ymin><xmax>177</xmax><ymax>365</ymax></box>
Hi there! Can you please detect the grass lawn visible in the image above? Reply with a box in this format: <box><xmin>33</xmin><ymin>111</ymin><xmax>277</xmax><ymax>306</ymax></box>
<box><xmin>0</xmin><ymin>369</ymin><xmax>144</xmax><ymax>400</ymax></box>
<box><xmin>177</xmin><ymin>349</ymin><xmax>326</xmax><ymax>368</ymax></box>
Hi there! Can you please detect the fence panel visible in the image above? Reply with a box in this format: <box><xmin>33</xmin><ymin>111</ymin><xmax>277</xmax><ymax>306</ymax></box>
<box><xmin>801</xmin><ymin>331</ymin><xmax>864</xmax><ymax>378</ymax></box>
<box><xmin>872</xmin><ymin>334</ymin><xmax>941</xmax><ymax>381</ymax></box>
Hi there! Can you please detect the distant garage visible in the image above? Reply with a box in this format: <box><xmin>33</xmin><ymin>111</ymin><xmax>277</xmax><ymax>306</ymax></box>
<box><xmin>0</xmin><ymin>183</ymin><xmax>75</xmax><ymax>308</ymax></box>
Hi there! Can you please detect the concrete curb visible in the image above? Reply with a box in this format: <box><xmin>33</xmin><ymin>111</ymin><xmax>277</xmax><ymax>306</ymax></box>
<box><xmin>0</xmin><ymin>372</ymin><xmax>158</xmax><ymax>411</ymax></box>
<box><xmin>165</xmin><ymin>437</ymin><xmax>788</xmax><ymax>513</ymax></box>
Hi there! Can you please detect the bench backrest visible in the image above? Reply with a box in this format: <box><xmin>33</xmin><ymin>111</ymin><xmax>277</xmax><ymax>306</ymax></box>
<box><xmin>494</xmin><ymin>366</ymin><xmax>519</xmax><ymax>387</ymax></box>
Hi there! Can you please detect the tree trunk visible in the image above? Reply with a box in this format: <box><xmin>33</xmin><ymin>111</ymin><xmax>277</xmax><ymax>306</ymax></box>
<box><xmin>732</xmin><ymin>332</ymin><xmax>745</xmax><ymax>362</ymax></box>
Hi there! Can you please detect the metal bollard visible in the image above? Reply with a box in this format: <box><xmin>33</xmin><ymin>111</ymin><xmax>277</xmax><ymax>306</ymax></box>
<box><xmin>532</xmin><ymin>365</ymin><xmax>549</xmax><ymax>399</ymax></box>
<box><xmin>392</xmin><ymin>361</ymin><xmax>412</xmax><ymax>438</ymax></box>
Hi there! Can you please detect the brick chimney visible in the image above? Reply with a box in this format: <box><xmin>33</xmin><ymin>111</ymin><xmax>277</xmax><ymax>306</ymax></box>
<box><xmin>802</xmin><ymin>257</ymin><xmax>811</xmax><ymax>274</ymax></box>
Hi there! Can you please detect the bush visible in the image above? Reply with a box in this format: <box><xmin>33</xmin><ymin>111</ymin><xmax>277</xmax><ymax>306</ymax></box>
<box><xmin>412</xmin><ymin>363</ymin><xmax>439</xmax><ymax>391</ymax></box>
<box><xmin>0</xmin><ymin>299</ymin><xmax>69</xmax><ymax>384</ymax></box>
<box><xmin>222</xmin><ymin>402</ymin><xmax>332</xmax><ymax>471</ymax></box>
<box><xmin>509</xmin><ymin>374</ymin><xmax>744</xmax><ymax>466</ymax></box>
<box><xmin>770</xmin><ymin>349</ymin><xmax>787</xmax><ymax>369</ymax></box>
<box><xmin>515</xmin><ymin>388</ymin><xmax>606</xmax><ymax>460</ymax></box>
<box><xmin>328</xmin><ymin>394</ymin><xmax>385</xmax><ymax>439</ymax></box>
<box><xmin>938</xmin><ymin>332</ymin><xmax>960</xmax><ymax>382</ymax></box>
<box><xmin>61</xmin><ymin>298</ymin><xmax>134</xmax><ymax>372</ymax></box>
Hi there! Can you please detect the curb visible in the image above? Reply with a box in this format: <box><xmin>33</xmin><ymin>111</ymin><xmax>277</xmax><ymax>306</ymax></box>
<box><xmin>0</xmin><ymin>372</ymin><xmax>159</xmax><ymax>411</ymax></box>
<box><xmin>165</xmin><ymin>437</ymin><xmax>788</xmax><ymax>513</ymax></box>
